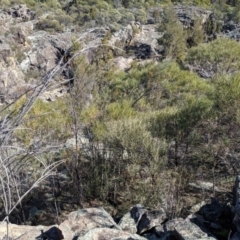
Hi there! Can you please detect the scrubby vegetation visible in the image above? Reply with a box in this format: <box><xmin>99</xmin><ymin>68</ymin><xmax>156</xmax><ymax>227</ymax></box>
<box><xmin>2</xmin><ymin>0</ymin><xmax>240</xmax><ymax>227</ymax></box>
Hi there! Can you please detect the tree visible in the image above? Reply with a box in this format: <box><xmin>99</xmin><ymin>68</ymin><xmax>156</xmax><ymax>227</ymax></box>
<box><xmin>158</xmin><ymin>7</ymin><xmax>187</xmax><ymax>60</ymax></box>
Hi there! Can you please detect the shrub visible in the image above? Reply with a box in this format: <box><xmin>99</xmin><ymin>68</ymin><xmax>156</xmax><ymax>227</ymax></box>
<box><xmin>185</xmin><ymin>38</ymin><xmax>240</xmax><ymax>77</ymax></box>
<box><xmin>36</xmin><ymin>16</ymin><xmax>63</xmax><ymax>32</ymax></box>
<box><xmin>158</xmin><ymin>7</ymin><xmax>187</xmax><ymax>60</ymax></box>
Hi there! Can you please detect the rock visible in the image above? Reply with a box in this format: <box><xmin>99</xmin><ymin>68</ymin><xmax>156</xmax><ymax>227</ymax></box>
<box><xmin>188</xmin><ymin>181</ymin><xmax>220</xmax><ymax>192</ymax></box>
<box><xmin>199</xmin><ymin>198</ymin><xmax>223</xmax><ymax>222</ymax></box>
<box><xmin>130</xmin><ymin>204</ymin><xmax>147</xmax><ymax>224</ymax></box>
<box><xmin>112</xmin><ymin>56</ymin><xmax>133</xmax><ymax>71</ymax></box>
<box><xmin>21</xmin><ymin>31</ymin><xmax>72</xmax><ymax>73</ymax></box>
<box><xmin>0</xmin><ymin>9</ymin><xmax>13</xmax><ymax>27</ymax></box>
<box><xmin>173</xmin><ymin>219</ymin><xmax>216</xmax><ymax>240</ymax></box>
<box><xmin>174</xmin><ymin>5</ymin><xmax>212</xmax><ymax>29</ymax></box>
<box><xmin>77</xmin><ymin>228</ymin><xmax>146</xmax><ymax>240</ymax></box>
<box><xmin>0</xmin><ymin>42</ymin><xmax>25</xmax><ymax>102</ymax></box>
<box><xmin>223</xmin><ymin>21</ymin><xmax>240</xmax><ymax>41</ymax></box>
<box><xmin>120</xmin><ymin>204</ymin><xmax>166</xmax><ymax>236</ymax></box>
<box><xmin>64</xmin><ymin>207</ymin><xmax>121</xmax><ymax>237</ymax></box>
<box><xmin>65</xmin><ymin>135</ymin><xmax>90</xmax><ymax>150</ymax></box>
<box><xmin>190</xmin><ymin>201</ymin><xmax>206</xmax><ymax>214</ymax></box>
<box><xmin>118</xmin><ymin>211</ymin><xmax>138</xmax><ymax>234</ymax></box>
<box><xmin>137</xmin><ymin>209</ymin><xmax>167</xmax><ymax>234</ymax></box>
<box><xmin>222</xmin><ymin>21</ymin><xmax>238</xmax><ymax>33</ymax></box>
<box><xmin>225</xmin><ymin>28</ymin><xmax>240</xmax><ymax>41</ymax></box>
<box><xmin>141</xmin><ymin>233</ymin><xmax>161</xmax><ymax>240</ymax></box>
<box><xmin>0</xmin><ymin>222</ymin><xmax>60</xmax><ymax>240</ymax></box>
<box><xmin>8</xmin><ymin>4</ymin><xmax>35</xmax><ymax>22</ymax></box>
<box><xmin>39</xmin><ymin>87</ymin><xmax>68</xmax><ymax>102</ymax></box>
<box><xmin>155</xmin><ymin>218</ymin><xmax>183</xmax><ymax>238</ymax></box>
<box><xmin>129</xmin><ymin>24</ymin><xmax>163</xmax><ymax>57</ymax></box>
<box><xmin>109</xmin><ymin>22</ymin><xmax>162</xmax><ymax>59</ymax></box>
<box><xmin>11</xmin><ymin>22</ymin><xmax>33</xmax><ymax>46</ymax></box>
<box><xmin>0</xmin><ymin>42</ymin><xmax>12</xmax><ymax>63</ymax></box>
<box><xmin>156</xmin><ymin>216</ymin><xmax>217</xmax><ymax>240</ymax></box>
<box><xmin>119</xmin><ymin>204</ymin><xmax>166</xmax><ymax>236</ymax></box>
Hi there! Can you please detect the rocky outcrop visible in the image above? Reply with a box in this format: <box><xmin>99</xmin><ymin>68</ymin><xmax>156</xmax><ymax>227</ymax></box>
<box><xmin>66</xmin><ymin>207</ymin><xmax>121</xmax><ymax>237</ymax></box>
<box><xmin>174</xmin><ymin>5</ymin><xmax>212</xmax><ymax>28</ymax></box>
<box><xmin>119</xmin><ymin>204</ymin><xmax>167</xmax><ymax>235</ymax></box>
<box><xmin>8</xmin><ymin>4</ymin><xmax>35</xmax><ymax>22</ymax></box>
<box><xmin>109</xmin><ymin>22</ymin><xmax>162</xmax><ymax>59</ymax></box>
<box><xmin>0</xmin><ymin>41</ymin><xmax>25</xmax><ymax>102</ymax></box>
<box><xmin>222</xmin><ymin>21</ymin><xmax>240</xmax><ymax>41</ymax></box>
<box><xmin>0</xmin><ymin>195</ymin><xmax>237</xmax><ymax>240</ymax></box>
<box><xmin>21</xmin><ymin>31</ymin><xmax>72</xmax><ymax>74</ymax></box>
<box><xmin>77</xmin><ymin>228</ymin><xmax>146</xmax><ymax>240</ymax></box>
<box><xmin>0</xmin><ymin>3</ymin><xmax>220</xmax><ymax>103</ymax></box>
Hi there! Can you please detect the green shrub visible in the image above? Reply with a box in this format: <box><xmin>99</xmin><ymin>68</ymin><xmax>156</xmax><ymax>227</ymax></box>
<box><xmin>36</xmin><ymin>15</ymin><xmax>64</xmax><ymax>32</ymax></box>
<box><xmin>185</xmin><ymin>38</ymin><xmax>240</xmax><ymax>76</ymax></box>
<box><xmin>106</xmin><ymin>100</ymin><xmax>136</xmax><ymax>120</ymax></box>
<box><xmin>158</xmin><ymin>7</ymin><xmax>187</xmax><ymax>60</ymax></box>
<box><xmin>15</xmin><ymin>98</ymin><xmax>70</xmax><ymax>146</ymax></box>
<box><xmin>133</xmin><ymin>8</ymin><xmax>147</xmax><ymax>23</ymax></box>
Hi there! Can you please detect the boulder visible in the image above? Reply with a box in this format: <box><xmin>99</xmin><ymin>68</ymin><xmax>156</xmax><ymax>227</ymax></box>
<box><xmin>120</xmin><ymin>204</ymin><xmax>167</xmax><ymax>236</ymax></box>
<box><xmin>63</xmin><ymin>207</ymin><xmax>121</xmax><ymax>237</ymax></box>
<box><xmin>130</xmin><ymin>204</ymin><xmax>147</xmax><ymax>224</ymax></box>
<box><xmin>137</xmin><ymin>209</ymin><xmax>167</xmax><ymax>234</ymax></box>
<box><xmin>118</xmin><ymin>211</ymin><xmax>138</xmax><ymax>234</ymax></box>
<box><xmin>0</xmin><ymin>222</ymin><xmax>61</xmax><ymax>240</ymax></box>
<box><xmin>77</xmin><ymin>228</ymin><xmax>146</xmax><ymax>240</ymax></box>
<box><xmin>109</xmin><ymin>22</ymin><xmax>162</xmax><ymax>59</ymax></box>
<box><xmin>119</xmin><ymin>204</ymin><xmax>166</xmax><ymax>236</ymax></box>
<box><xmin>173</xmin><ymin>219</ymin><xmax>216</xmax><ymax>240</ymax></box>
<box><xmin>155</xmin><ymin>218</ymin><xmax>183</xmax><ymax>238</ymax></box>
<box><xmin>21</xmin><ymin>31</ymin><xmax>72</xmax><ymax>74</ymax></box>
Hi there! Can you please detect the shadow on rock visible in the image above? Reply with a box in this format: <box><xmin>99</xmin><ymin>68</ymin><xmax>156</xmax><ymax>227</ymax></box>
<box><xmin>35</xmin><ymin>226</ymin><xmax>64</xmax><ymax>240</ymax></box>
